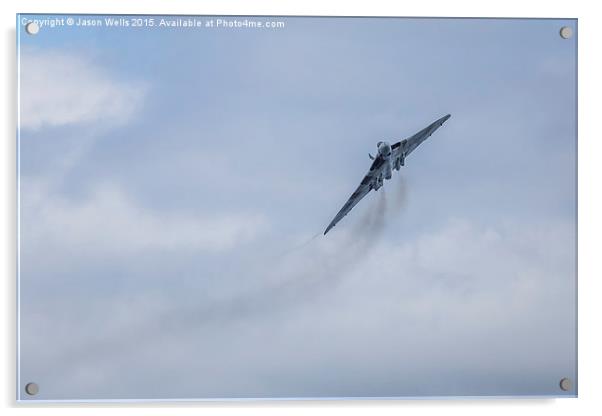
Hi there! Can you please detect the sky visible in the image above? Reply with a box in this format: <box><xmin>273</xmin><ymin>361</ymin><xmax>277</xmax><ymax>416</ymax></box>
<box><xmin>17</xmin><ymin>15</ymin><xmax>577</xmax><ymax>400</ymax></box>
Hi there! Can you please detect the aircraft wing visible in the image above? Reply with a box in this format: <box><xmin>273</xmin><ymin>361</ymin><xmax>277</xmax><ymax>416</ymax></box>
<box><xmin>323</xmin><ymin>156</ymin><xmax>385</xmax><ymax>235</ymax></box>
<box><xmin>391</xmin><ymin>114</ymin><xmax>451</xmax><ymax>161</ymax></box>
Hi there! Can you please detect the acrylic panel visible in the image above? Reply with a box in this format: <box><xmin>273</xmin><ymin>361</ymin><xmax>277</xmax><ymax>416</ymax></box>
<box><xmin>17</xmin><ymin>14</ymin><xmax>577</xmax><ymax>401</ymax></box>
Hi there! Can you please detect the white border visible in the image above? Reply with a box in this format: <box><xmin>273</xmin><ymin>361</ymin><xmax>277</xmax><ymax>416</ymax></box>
<box><xmin>14</xmin><ymin>12</ymin><xmax>20</xmax><ymax>405</ymax></box>
<box><xmin>3</xmin><ymin>1</ymin><xmax>601</xmax><ymax>414</ymax></box>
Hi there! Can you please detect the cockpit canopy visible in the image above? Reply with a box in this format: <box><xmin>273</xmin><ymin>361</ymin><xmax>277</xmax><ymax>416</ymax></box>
<box><xmin>377</xmin><ymin>141</ymin><xmax>391</xmax><ymax>156</ymax></box>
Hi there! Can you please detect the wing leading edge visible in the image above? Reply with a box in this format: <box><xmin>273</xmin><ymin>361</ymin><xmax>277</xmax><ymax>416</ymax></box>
<box><xmin>323</xmin><ymin>169</ymin><xmax>375</xmax><ymax>235</ymax></box>
<box><xmin>391</xmin><ymin>114</ymin><xmax>451</xmax><ymax>162</ymax></box>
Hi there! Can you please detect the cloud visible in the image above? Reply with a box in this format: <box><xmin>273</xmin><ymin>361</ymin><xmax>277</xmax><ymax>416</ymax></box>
<box><xmin>20</xmin><ymin>216</ymin><xmax>575</xmax><ymax>399</ymax></box>
<box><xmin>21</xmin><ymin>181</ymin><xmax>269</xmax><ymax>257</ymax></box>
<box><xmin>19</xmin><ymin>48</ymin><xmax>147</xmax><ymax>129</ymax></box>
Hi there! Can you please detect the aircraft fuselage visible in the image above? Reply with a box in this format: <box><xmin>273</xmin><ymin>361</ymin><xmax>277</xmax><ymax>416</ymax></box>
<box><xmin>376</xmin><ymin>141</ymin><xmax>393</xmax><ymax>187</ymax></box>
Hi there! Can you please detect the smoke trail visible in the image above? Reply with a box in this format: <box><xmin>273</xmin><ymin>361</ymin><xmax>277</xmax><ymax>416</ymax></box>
<box><xmin>275</xmin><ymin>185</ymin><xmax>389</xmax><ymax>273</ymax></box>
<box><xmin>391</xmin><ymin>174</ymin><xmax>408</xmax><ymax>214</ymax></box>
<box><xmin>372</xmin><ymin>187</ymin><xmax>387</xmax><ymax>234</ymax></box>
<box><xmin>55</xmin><ymin>189</ymin><xmax>395</xmax><ymax>372</ymax></box>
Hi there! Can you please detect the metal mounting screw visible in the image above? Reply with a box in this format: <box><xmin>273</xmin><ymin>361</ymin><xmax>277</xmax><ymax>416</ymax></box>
<box><xmin>559</xmin><ymin>26</ymin><xmax>573</xmax><ymax>39</ymax></box>
<box><xmin>559</xmin><ymin>377</ymin><xmax>572</xmax><ymax>391</ymax></box>
<box><xmin>25</xmin><ymin>22</ymin><xmax>40</xmax><ymax>35</ymax></box>
<box><xmin>25</xmin><ymin>382</ymin><xmax>39</xmax><ymax>396</ymax></box>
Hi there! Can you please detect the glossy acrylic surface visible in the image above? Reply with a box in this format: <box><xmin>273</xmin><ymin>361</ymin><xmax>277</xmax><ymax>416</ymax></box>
<box><xmin>17</xmin><ymin>14</ymin><xmax>577</xmax><ymax>401</ymax></box>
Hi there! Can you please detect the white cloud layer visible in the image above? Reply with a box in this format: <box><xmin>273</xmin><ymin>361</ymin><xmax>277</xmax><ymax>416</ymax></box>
<box><xmin>21</xmin><ymin>181</ymin><xmax>269</xmax><ymax>256</ymax></box>
<box><xmin>20</xmin><ymin>212</ymin><xmax>575</xmax><ymax>399</ymax></box>
<box><xmin>19</xmin><ymin>49</ymin><xmax>146</xmax><ymax>129</ymax></box>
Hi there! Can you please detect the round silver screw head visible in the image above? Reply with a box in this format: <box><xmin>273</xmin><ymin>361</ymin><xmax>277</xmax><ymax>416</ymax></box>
<box><xmin>559</xmin><ymin>26</ymin><xmax>573</xmax><ymax>39</ymax></box>
<box><xmin>559</xmin><ymin>377</ymin><xmax>572</xmax><ymax>391</ymax></box>
<box><xmin>25</xmin><ymin>382</ymin><xmax>39</xmax><ymax>396</ymax></box>
<box><xmin>25</xmin><ymin>21</ymin><xmax>40</xmax><ymax>35</ymax></box>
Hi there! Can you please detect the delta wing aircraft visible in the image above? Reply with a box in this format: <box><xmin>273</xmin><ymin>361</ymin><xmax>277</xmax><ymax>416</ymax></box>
<box><xmin>324</xmin><ymin>114</ymin><xmax>451</xmax><ymax>235</ymax></box>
